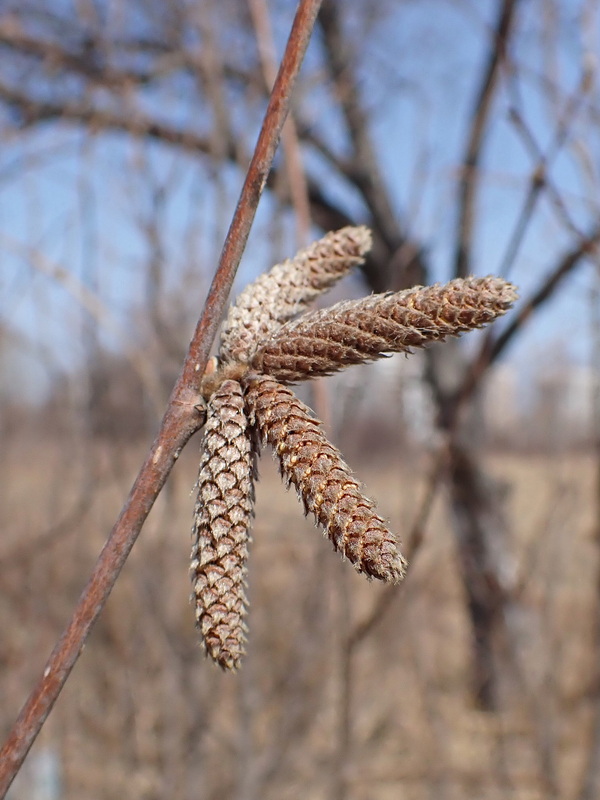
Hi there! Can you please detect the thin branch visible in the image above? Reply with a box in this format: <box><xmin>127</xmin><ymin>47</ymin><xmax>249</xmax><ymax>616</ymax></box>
<box><xmin>0</xmin><ymin>13</ymin><xmax>424</xmax><ymax>293</ymax></box>
<box><xmin>0</xmin><ymin>1</ymin><xmax>323</xmax><ymax>794</ymax></box>
<box><xmin>507</xmin><ymin>101</ymin><xmax>589</xmax><ymax>240</ymax></box>
<box><xmin>490</xmin><ymin>226</ymin><xmax>600</xmax><ymax>359</ymax></box>
<box><xmin>498</xmin><ymin>61</ymin><xmax>595</xmax><ymax>278</ymax></box>
<box><xmin>347</xmin><ymin>448</ymin><xmax>447</xmax><ymax>651</ymax></box>
<box><xmin>249</xmin><ymin>0</ymin><xmax>312</xmax><ymax>243</ymax></box>
<box><xmin>455</xmin><ymin>224</ymin><xmax>600</xmax><ymax>413</ymax></box>
<box><xmin>195</xmin><ymin>1</ymin><xmax>241</xmax><ymax>164</ymax></box>
<box><xmin>317</xmin><ymin>0</ymin><xmax>402</xmax><ymax>252</ymax></box>
<box><xmin>453</xmin><ymin>0</ymin><xmax>519</xmax><ymax>279</ymax></box>
<box><xmin>0</xmin><ymin>79</ymin><xmax>229</xmax><ymax>153</ymax></box>
<box><xmin>497</xmin><ymin>166</ymin><xmax>546</xmax><ymax>279</ymax></box>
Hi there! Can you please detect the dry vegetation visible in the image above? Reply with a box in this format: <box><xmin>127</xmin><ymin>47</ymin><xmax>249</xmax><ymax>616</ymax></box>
<box><xmin>2</xmin><ymin>427</ymin><xmax>598</xmax><ymax>799</ymax></box>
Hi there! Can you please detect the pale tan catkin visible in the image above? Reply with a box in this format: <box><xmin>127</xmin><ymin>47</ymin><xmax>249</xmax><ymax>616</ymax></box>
<box><xmin>191</xmin><ymin>379</ymin><xmax>255</xmax><ymax>670</ymax></box>
<box><xmin>250</xmin><ymin>276</ymin><xmax>518</xmax><ymax>383</ymax></box>
<box><xmin>219</xmin><ymin>226</ymin><xmax>372</xmax><ymax>363</ymax></box>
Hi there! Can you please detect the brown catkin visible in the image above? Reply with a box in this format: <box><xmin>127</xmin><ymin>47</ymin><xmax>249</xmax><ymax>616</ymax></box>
<box><xmin>219</xmin><ymin>226</ymin><xmax>372</xmax><ymax>363</ymax></box>
<box><xmin>250</xmin><ymin>276</ymin><xmax>518</xmax><ymax>383</ymax></box>
<box><xmin>245</xmin><ymin>373</ymin><xmax>406</xmax><ymax>583</ymax></box>
<box><xmin>191</xmin><ymin>380</ymin><xmax>255</xmax><ymax>670</ymax></box>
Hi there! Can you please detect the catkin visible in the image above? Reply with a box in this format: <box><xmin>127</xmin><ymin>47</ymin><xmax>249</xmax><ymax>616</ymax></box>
<box><xmin>244</xmin><ymin>373</ymin><xmax>406</xmax><ymax>583</ymax></box>
<box><xmin>191</xmin><ymin>380</ymin><xmax>255</xmax><ymax>670</ymax></box>
<box><xmin>219</xmin><ymin>226</ymin><xmax>372</xmax><ymax>363</ymax></box>
<box><xmin>191</xmin><ymin>229</ymin><xmax>519</xmax><ymax>670</ymax></box>
<box><xmin>250</xmin><ymin>276</ymin><xmax>518</xmax><ymax>383</ymax></box>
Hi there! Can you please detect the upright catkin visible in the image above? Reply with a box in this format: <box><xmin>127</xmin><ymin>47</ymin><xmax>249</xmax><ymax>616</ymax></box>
<box><xmin>244</xmin><ymin>373</ymin><xmax>406</xmax><ymax>583</ymax></box>
<box><xmin>250</xmin><ymin>276</ymin><xmax>518</xmax><ymax>383</ymax></box>
<box><xmin>219</xmin><ymin>226</ymin><xmax>372</xmax><ymax>363</ymax></box>
<box><xmin>190</xmin><ymin>379</ymin><xmax>254</xmax><ymax>670</ymax></box>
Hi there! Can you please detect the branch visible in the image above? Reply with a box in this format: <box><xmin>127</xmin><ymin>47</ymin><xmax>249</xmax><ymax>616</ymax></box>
<box><xmin>0</xmin><ymin>7</ymin><xmax>428</xmax><ymax>294</ymax></box>
<box><xmin>491</xmin><ymin>227</ymin><xmax>600</xmax><ymax>359</ymax></box>
<box><xmin>456</xmin><ymin>225</ymin><xmax>600</xmax><ymax>411</ymax></box>
<box><xmin>453</xmin><ymin>0</ymin><xmax>520</xmax><ymax>278</ymax></box>
<box><xmin>0</xmin><ymin>0</ymin><xmax>323</xmax><ymax>794</ymax></box>
<box><xmin>0</xmin><ymin>24</ymin><xmax>158</xmax><ymax>87</ymax></box>
<box><xmin>317</xmin><ymin>0</ymin><xmax>402</xmax><ymax>251</ymax></box>
<box><xmin>248</xmin><ymin>0</ymin><xmax>312</xmax><ymax>241</ymax></box>
<box><xmin>497</xmin><ymin>63</ymin><xmax>595</xmax><ymax>279</ymax></box>
<box><xmin>0</xmin><ymin>79</ymin><xmax>233</xmax><ymax>155</ymax></box>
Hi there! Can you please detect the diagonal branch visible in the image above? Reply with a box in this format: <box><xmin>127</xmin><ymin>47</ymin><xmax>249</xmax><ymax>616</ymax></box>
<box><xmin>0</xmin><ymin>0</ymin><xmax>323</xmax><ymax>794</ymax></box>
<box><xmin>490</xmin><ymin>226</ymin><xmax>600</xmax><ymax>360</ymax></box>
<box><xmin>455</xmin><ymin>225</ymin><xmax>600</xmax><ymax>413</ymax></box>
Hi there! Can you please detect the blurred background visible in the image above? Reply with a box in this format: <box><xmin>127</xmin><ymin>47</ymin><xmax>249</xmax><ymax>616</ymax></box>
<box><xmin>1</xmin><ymin>0</ymin><xmax>600</xmax><ymax>798</ymax></box>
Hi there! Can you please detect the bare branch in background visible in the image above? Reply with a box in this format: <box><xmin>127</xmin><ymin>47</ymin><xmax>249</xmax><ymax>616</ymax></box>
<box><xmin>453</xmin><ymin>0</ymin><xmax>519</xmax><ymax>279</ymax></box>
<box><xmin>0</xmin><ymin>1</ymin><xmax>598</xmax><ymax>795</ymax></box>
<box><xmin>0</xmin><ymin>0</ymin><xmax>323</xmax><ymax>792</ymax></box>
<box><xmin>249</xmin><ymin>0</ymin><xmax>312</xmax><ymax>242</ymax></box>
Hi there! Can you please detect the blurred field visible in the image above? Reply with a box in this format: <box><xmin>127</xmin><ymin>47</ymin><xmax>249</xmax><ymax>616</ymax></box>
<box><xmin>1</xmin><ymin>436</ymin><xmax>598</xmax><ymax>800</ymax></box>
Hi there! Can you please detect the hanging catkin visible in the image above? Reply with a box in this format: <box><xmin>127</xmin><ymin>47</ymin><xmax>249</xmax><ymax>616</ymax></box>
<box><xmin>191</xmin><ymin>379</ymin><xmax>254</xmax><ymax>670</ymax></box>
<box><xmin>245</xmin><ymin>373</ymin><xmax>406</xmax><ymax>583</ymax></box>
<box><xmin>192</xmin><ymin>225</ymin><xmax>519</xmax><ymax>670</ymax></box>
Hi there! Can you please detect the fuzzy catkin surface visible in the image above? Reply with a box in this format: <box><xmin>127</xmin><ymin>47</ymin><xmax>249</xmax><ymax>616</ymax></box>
<box><xmin>250</xmin><ymin>277</ymin><xmax>518</xmax><ymax>383</ymax></box>
<box><xmin>244</xmin><ymin>373</ymin><xmax>406</xmax><ymax>583</ymax></box>
<box><xmin>219</xmin><ymin>226</ymin><xmax>372</xmax><ymax>363</ymax></box>
<box><xmin>191</xmin><ymin>379</ymin><xmax>255</xmax><ymax>670</ymax></box>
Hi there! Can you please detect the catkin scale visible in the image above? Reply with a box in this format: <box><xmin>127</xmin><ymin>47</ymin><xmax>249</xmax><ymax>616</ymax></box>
<box><xmin>219</xmin><ymin>226</ymin><xmax>372</xmax><ymax>363</ymax></box>
<box><xmin>245</xmin><ymin>373</ymin><xmax>407</xmax><ymax>583</ymax></box>
<box><xmin>191</xmin><ymin>380</ymin><xmax>255</xmax><ymax>670</ymax></box>
<box><xmin>250</xmin><ymin>277</ymin><xmax>518</xmax><ymax>383</ymax></box>
<box><xmin>193</xmin><ymin>226</ymin><xmax>519</xmax><ymax>670</ymax></box>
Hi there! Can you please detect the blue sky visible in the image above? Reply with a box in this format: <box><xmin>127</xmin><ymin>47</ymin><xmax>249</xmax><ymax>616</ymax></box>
<box><xmin>0</xmin><ymin>0</ymin><xmax>598</xmax><ymax>404</ymax></box>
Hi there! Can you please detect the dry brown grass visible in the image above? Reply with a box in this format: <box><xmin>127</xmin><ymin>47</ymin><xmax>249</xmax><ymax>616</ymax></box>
<box><xmin>1</xmin><ymin>436</ymin><xmax>598</xmax><ymax>799</ymax></box>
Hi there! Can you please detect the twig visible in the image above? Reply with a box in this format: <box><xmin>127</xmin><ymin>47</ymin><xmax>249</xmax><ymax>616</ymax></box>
<box><xmin>454</xmin><ymin>224</ymin><xmax>600</xmax><ymax>415</ymax></box>
<box><xmin>249</xmin><ymin>0</ymin><xmax>312</xmax><ymax>243</ymax></box>
<box><xmin>317</xmin><ymin>0</ymin><xmax>402</xmax><ymax>251</ymax></box>
<box><xmin>507</xmin><ymin>104</ymin><xmax>587</xmax><ymax>240</ymax></box>
<box><xmin>0</xmin><ymin>0</ymin><xmax>322</xmax><ymax>794</ymax></box>
<box><xmin>496</xmin><ymin>39</ymin><xmax>593</xmax><ymax>277</ymax></box>
<box><xmin>453</xmin><ymin>0</ymin><xmax>519</xmax><ymax>279</ymax></box>
<box><xmin>347</xmin><ymin>448</ymin><xmax>447</xmax><ymax>651</ymax></box>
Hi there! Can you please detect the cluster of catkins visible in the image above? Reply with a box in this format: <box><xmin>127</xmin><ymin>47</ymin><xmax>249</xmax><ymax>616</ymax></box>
<box><xmin>191</xmin><ymin>226</ymin><xmax>518</xmax><ymax>670</ymax></box>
